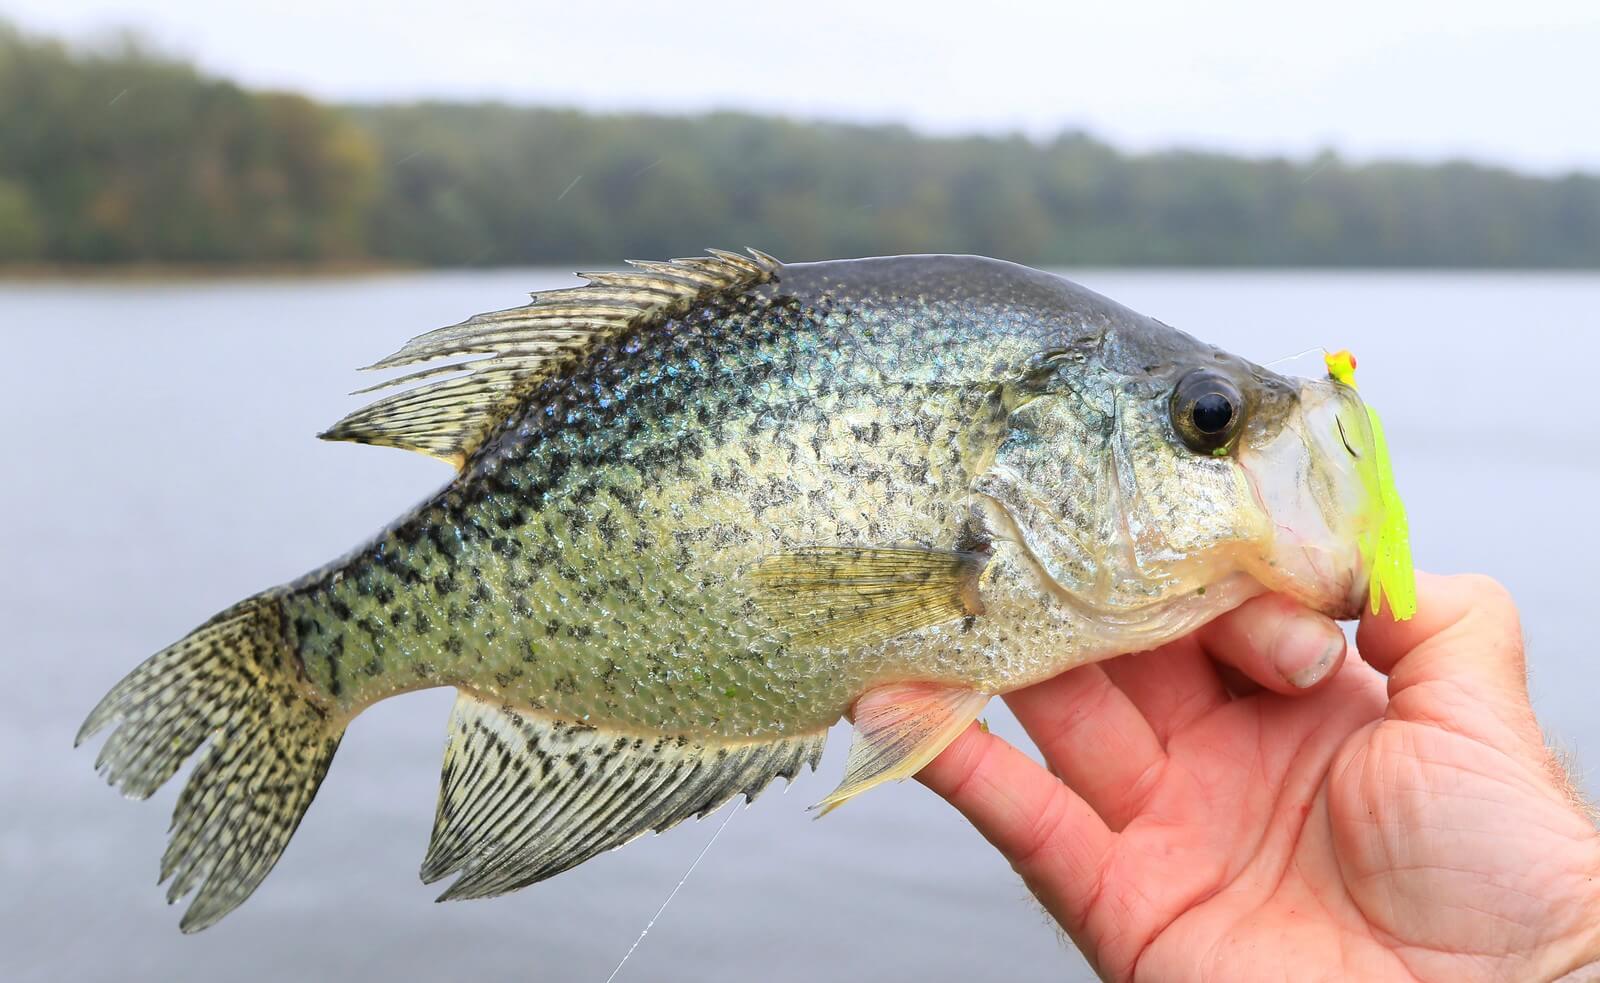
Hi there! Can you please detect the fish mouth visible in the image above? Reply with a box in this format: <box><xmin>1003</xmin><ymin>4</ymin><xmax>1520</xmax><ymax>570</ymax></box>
<box><xmin>1237</xmin><ymin>379</ymin><xmax>1373</xmax><ymax>621</ymax></box>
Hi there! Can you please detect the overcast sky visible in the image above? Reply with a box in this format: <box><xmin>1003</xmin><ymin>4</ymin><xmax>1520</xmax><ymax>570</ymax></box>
<box><xmin>8</xmin><ymin>0</ymin><xmax>1599</xmax><ymax>173</ymax></box>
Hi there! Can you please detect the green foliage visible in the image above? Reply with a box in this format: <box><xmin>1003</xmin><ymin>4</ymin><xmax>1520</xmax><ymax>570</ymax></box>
<box><xmin>0</xmin><ymin>22</ymin><xmax>377</xmax><ymax>264</ymax></box>
<box><xmin>0</xmin><ymin>175</ymin><xmax>40</xmax><ymax>260</ymax></box>
<box><xmin>346</xmin><ymin>106</ymin><xmax>1600</xmax><ymax>267</ymax></box>
<box><xmin>3</xmin><ymin>20</ymin><xmax>1599</xmax><ymax>268</ymax></box>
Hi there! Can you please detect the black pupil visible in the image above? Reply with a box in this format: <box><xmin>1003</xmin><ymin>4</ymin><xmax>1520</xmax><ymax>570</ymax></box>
<box><xmin>1192</xmin><ymin>392</ymin><xmax>1234</xmax><ymax>434</ymax></box>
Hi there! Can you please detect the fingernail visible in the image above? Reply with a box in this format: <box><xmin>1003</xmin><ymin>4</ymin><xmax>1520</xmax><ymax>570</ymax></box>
<box><xmin>1275</xmin><ymin>616</ymin><xmax>1346</xmax><ymax>689</ymax></box>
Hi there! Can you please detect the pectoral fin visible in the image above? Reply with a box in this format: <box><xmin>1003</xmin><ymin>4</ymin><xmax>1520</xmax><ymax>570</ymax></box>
<box><xmin>813</xmin><ymin>682</ymin><xmax>990</xmax><ymax>815</ymax></box>
<box><xmin>750</xmin><ymin>546</ymin><xmax>986</xmax><ymax>648</ymax></box>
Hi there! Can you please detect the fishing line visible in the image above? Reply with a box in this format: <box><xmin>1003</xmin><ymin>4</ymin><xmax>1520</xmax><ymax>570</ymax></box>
<box><xmin>602</xmin><ymin>803</ymin><xmax>739</xmax><ymax>983</ymax></box>
<box><xmin>1263</xmin><ymin>346</ymin><xmax>1328</xmax><ymax>371</ymax></box>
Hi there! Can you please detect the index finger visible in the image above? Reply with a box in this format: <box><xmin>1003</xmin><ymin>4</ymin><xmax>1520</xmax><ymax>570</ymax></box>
<box><xmin>916</xmin><ymin>721</ymin><xmax>1114</xmax><ymax>936</ymax></box>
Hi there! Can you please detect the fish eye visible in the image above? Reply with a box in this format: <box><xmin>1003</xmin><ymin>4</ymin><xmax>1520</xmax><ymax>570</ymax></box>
<box><xmin>1171</xmin><ymin>371</ymin><xmax>1245</xmax><ymax>455</ymax></box>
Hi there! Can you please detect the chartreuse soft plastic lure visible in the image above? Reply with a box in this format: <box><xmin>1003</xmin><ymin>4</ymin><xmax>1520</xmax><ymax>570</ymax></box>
<box><xmin>1325</xmin><ymin>350</ymin><xmax>1416</xmax><ymax>620</ymax></box>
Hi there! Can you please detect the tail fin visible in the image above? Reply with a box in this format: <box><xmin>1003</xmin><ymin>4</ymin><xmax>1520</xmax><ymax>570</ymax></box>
<box><xmin>77</xmin><ymin>594</ymin><xmax>344</xmax><ymax>932</ymax></box>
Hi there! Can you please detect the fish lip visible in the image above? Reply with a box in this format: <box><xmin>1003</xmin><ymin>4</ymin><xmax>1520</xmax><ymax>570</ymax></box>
<box><xmin>1267</xmin><ymin>552</ymin><xmax>1365</xmax><ymax>620</ymax></box>
<box><xmin>1330</xmin><ymin>598</ymin><xmax>1365</xmax><ymax>622</ymax></box>
<box><xmin>1237</xmin><ymin>379</ymin><xmax>1373</xmax><ymax>621</ymax></box>
<box><xmin>1331</xmin><ymin>570</ymin><xmax>1370</xmax><ymax>622</ymax></box>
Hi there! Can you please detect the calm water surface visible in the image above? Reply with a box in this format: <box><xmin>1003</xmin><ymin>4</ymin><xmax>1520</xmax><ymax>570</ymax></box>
<box><xmin>2</xmin><ymin>269</ymin><xmax>1597</xmax><ymax>982</ymax></box>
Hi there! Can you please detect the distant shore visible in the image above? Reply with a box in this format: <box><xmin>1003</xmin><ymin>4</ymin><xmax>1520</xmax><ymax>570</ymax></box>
<box><xmin>9</xmin><ymin>261</ymin><xmax>1600</xmax><ymax>283</ymax></box>
<box><xmin>0</xmin><ymin>259</ymin><xmax>418</xmax><ymax>281</ymax></box>
<box><xmin>5</xmin><ymin>21</ymin><xmax>1600</xmax><ymax>272</ymax></box>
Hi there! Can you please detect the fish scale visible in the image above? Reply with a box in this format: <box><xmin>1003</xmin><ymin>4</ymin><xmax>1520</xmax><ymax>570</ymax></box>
<box><xmin>80</xmin><ymin>250</ymin><xmax>1399</xmax><ymax>929</ymax></box>
<box><xmin>289</xmin><ymin>264</ymin><xmax>1041</xmax><ymax>732</ymax></box>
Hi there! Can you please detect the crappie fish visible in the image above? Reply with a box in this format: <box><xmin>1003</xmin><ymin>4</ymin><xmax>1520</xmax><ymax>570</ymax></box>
<box><xmin>79</xmin><ymin>251</ymin><xmax>1408</xmax><ymax>932</ymax></box>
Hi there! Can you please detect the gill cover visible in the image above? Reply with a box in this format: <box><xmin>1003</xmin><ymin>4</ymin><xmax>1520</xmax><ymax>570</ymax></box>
<box><xmin>974</xmin><ymin>373</ymin><xmax>1263</xmax><ymax>612</ymax></box>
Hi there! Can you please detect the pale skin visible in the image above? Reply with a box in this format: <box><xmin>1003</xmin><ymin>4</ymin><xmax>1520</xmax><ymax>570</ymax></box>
<box><xmin>919</xmin><ymin>574</ymin><xmax>1600</xmax><ymax>982</ymax></box>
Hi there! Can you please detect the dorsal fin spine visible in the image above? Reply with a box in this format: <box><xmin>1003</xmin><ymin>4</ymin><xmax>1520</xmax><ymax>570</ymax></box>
<box><xmin>319</xmin><ymin>248</ymin><xmax>780</xmax><ymax>468</ymax></box>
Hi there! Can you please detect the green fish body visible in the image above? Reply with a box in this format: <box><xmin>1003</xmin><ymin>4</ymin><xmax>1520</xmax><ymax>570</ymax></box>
<box><xmin>81</xmin><ymin>252</ymin><xmax>1394</xmax><ymax>929</ymax></box>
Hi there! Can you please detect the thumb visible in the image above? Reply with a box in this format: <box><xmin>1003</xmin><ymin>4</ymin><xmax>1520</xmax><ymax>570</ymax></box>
<box><xmin>1356</xmin><ymin>572</ymin><xmax>1542</xmax><ymax>751</ymax></box>
<box><xmin>1195</xmin><ymin>593</ymin><xmax>1348</xmax><ymax>695</ymax></box>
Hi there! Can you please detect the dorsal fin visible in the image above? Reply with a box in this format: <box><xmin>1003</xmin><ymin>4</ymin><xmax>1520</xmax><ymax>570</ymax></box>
<box><xmin>319</xmin><ymin>248</ymin><xmax>781</xmax><ymax>468</ymax></box>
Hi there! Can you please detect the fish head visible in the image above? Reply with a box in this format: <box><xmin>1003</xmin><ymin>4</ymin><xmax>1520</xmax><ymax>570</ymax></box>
<box><xmin>975</xmin><ymin>330</ymin><xmax>1395</xmax><ymax>627</ymax></box>
<box><xmin>1228</xmin><ymin>371</ymin><xmax>1384</xmax><ymax>620</ymax></box>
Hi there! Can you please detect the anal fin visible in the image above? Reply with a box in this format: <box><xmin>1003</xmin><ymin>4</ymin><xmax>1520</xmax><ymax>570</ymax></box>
<box><xmin>422</xmin><ymin>691</ymin><xmax>826</xmax><ymax>901</ymax></box>
<box><xmin>814</xmin><ymin>682</ymin><xmax>990</xmax><ymax>816</ymax></box>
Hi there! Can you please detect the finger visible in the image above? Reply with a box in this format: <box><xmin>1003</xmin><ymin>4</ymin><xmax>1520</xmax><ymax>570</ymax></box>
<box><xmin>917</xmin><ymin>722</ymin><xmax>1113</xmax><ymax>934</ymax></box>
<box><xmin>1356</xmin><ymin>572</ymin><xmax>1541</xmax><ymax>748</ymax></box>
<box><xmin>1213</xmin><ymin>663</ymin><xmax>1264</xmax><ymax>699</ymax></box>
<box><xmin>1003</xmin><ymin>665</ymin><xmax>1166</xmax><ymax>829</ymax></box>
<box><xmin>1100</xmin><ymin>636</ymin><xmax>1229</xmax><ymax>745</ymax></box>
<box><xmin>1356</xmin><ymin>572</ymin><xmax>1523</xmax><ymax>694</ymax></box>
<box><xmin>1195</xmin><ymin>593</ymin><xmax>1348</xmax><ymax>694</ymax></box>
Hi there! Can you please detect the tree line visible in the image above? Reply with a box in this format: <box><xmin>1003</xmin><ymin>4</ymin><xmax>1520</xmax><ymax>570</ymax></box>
<box><xmin>4</xmin><ymin>21</ymin><xmax>1599</xmax><ymax>269</ymax></box>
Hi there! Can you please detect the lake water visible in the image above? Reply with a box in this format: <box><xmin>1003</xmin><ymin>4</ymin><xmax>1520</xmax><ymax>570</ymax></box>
<box><xmin>2</xmin><ymin>268</ymin><xmax>1597</xmax><ymax>982</ymax></box>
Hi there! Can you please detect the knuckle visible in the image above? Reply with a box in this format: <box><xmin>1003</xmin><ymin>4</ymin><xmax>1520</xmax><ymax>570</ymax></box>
<box><xmin>1011</xmin><ymin>785</ymin><xmax>1075</xmax><ymax>869</ymax></box>
<box><xmin>1457</xmin><ymin>573</ymin><xmax>1515</xmax><ymax>613</ymax></box>
<box><xmin>1454</xmin><ymin>573</ymin><xmax>1527</xmax><ymax>669</ymax></box>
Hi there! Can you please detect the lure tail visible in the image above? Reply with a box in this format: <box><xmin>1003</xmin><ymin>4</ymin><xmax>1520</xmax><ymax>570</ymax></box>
<box><xmin>1324</xmin><ymin>349</ymin><xmax>1416</xmax><ymax>620</ymax></box>
<box><xmin>77</xmin><ymin>594</ymin><xmax>345</xmax><ymax>932</ymax></box>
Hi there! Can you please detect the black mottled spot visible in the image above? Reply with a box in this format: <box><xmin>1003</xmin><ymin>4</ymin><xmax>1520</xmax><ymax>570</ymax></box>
<box><xmin>426</xmin><ymin>525</ymin><xmax>458</xmax><ymax>562</ymax></box>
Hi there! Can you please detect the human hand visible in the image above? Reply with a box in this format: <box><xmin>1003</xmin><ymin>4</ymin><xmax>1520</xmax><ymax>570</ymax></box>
<box><xmin>919</xmin><ymin>574</ymin><xmax>1600</xmax><ymax>981</ymax></box>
